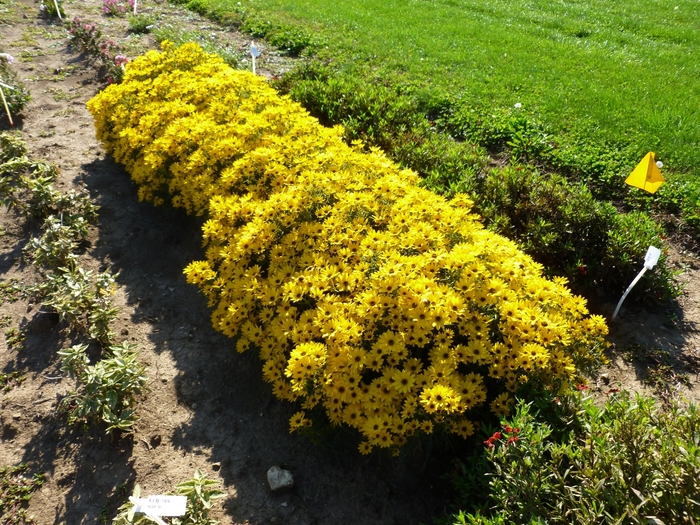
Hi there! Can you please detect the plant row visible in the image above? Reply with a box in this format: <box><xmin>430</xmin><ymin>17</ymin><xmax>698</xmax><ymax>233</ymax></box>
<box><xmin>273</xmin><ymin>64</ymin><xmax>687</xmax><ymax>302</ymax></box>
<box><xmin>452</xmin><ymin>390</ymin><xmax>700</xmax><ymax>524</ymax></box>
<box><xmin>0</xmin><ymin>132</ymin><xmax>147</xmax><ymax>433</ymax></box>
<box><xmin>87</xmin><ymin>42</ymin><xmax>608</xmax><ymax>454</ymax></box>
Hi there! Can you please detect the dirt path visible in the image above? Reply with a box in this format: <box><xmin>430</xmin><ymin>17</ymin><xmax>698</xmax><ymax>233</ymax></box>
<box><xmin>1</xmin><ymin>0</ymin><xmax>699</xmax><ymax>524</ymax></box>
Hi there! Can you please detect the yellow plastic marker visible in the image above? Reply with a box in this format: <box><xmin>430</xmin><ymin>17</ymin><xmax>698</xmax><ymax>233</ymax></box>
<box><xmin>625</xmin><ymin>152</ymin><xmax>665</xmax><ymax>193</ymax></box>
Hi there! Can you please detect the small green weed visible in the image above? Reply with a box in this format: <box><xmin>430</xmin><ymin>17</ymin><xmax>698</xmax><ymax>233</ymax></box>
<box><xmin>0</xmin><ymin>371</ymin><xmax>25</xmax><ymax>391</ymax></box>
<box><xmin>0</xmin><ymin>464</ymin><xmax>44</xmax><ymax>525</ymax></box>
<box><xmin>4</xmin><ymin>327</ymin><xmax>26</xmax><ymax>350</ymax></box>
<box><xmin>0</xmin><ymin>279</ymin><xmax>24</xmax><ymax>305</ymax></box>
<box><xmin>45</xmin><ymin>87</ymin><xmax>80</xmax><ymax>102</ymax></box>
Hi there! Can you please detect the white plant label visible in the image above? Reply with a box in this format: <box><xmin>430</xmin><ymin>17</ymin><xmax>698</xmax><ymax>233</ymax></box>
<box><xmin>250</xmin><ymin>43</ymin><xmax>260</xmax><ymax>58</ymax></box>
<box><xmin>132</xmin><ymin>495</ymin><xmax>187</xmax><ymax>516</ymax></box>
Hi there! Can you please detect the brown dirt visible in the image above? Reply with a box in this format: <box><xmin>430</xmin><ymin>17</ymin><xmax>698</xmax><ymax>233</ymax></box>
<box><xmin>1</xmin><ymin>0</ymin><xmax>700</xmax><ymax>524</ymax></box>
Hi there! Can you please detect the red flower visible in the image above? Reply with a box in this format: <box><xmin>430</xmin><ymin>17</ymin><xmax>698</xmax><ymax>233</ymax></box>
<box><xmin>576</xmin><ymin>384</ymin><xmax>589</xmax><ymax>391</ymax></box>
<box><xmin>506</xmin><ymin>436</ymin><xmax>520</xmax><ymax>445</ymax></box>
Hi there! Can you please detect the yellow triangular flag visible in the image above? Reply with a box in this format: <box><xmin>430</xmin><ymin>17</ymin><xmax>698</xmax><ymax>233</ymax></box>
<box><xmin>625</xmin><ymin>152</ymin><xmax>665</xmax><ymax>194</ymax></box>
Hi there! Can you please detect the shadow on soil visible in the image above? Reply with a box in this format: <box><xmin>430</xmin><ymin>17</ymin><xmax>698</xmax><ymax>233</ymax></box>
<box><xmin>78</xmin><ymin>155</ymin><xmax>458</xmax><ymax>524</ymax></box>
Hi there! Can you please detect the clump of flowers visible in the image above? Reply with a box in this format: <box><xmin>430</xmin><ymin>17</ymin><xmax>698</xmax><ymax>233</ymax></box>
<box><xmin>102</xmin><ymin>0</ymin><xmax>134</xmax><ymax>16</ymax></box>
<box><xmin>87</xmin><ymin>42</ymin><xmax>608</xmax><ymax>454</ymax></box>
<box><xmin>67</xmin><ymin>18</ymin><xmax>128</xmax><ymax>83</ymax></box>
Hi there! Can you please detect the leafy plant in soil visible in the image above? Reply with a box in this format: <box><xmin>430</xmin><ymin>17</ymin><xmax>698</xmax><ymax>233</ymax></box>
<box><xmin>0</xmin><ymin>464</ymin><xmax>44</xmax><ymax>525</ymax></box>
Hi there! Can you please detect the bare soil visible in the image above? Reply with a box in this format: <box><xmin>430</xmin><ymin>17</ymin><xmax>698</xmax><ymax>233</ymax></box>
<box><xmin>1</xmin><ymin>0</ymin><xmax>699</xmax><ymax>523</ymax></box>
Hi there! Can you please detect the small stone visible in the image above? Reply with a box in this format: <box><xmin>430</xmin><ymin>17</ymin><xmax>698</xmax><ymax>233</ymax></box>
<box><xmin>267</xmin><ymin>466</ymin><xmax>294</xmax><ymax>491</ymax></box>
<box><xmin>600</xmin><ymin>374</ymin><xmax>610</xmax><ymax>385</ymax></box>
<box><xmin>212</xmin><ymin>462</ymin><xmax>221</xmax><ymax>471</ymax></box>
<box><xmin>12</xmin><ymin>413</ymin><xmax>21</xmax><ymax>420</ymax></box>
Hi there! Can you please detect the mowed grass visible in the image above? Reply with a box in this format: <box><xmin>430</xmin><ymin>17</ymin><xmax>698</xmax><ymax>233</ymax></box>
<box><xmin>211</xmin><ymin>0</ymin><xmax>700</xmax><ymax>174</ymax></box>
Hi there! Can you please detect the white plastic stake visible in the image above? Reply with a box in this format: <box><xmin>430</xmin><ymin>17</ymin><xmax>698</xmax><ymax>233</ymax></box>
<box><xmin>250</xmin><ymin>43</ymin><xmax>259</xmax><ymax>75</ymax></box>
<box><xmin>53</xmin><ymin>0</ymin><xmax>62</xmax><ymax>19</ymax></box>
<box><xmin>612</xmin><ymin>246</ymin><xmax>661</xmax><ymax>320</ymax></box>
<box><xmin>133</xmin><ymin>0</ymin><xmax>137</xmax><ymax>14</ymax></box>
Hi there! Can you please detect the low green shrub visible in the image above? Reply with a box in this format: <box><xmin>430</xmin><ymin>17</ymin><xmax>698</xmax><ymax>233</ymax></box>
<box><xmin>477</xmin><ymin>166</ymin><xmax>678</xmax><ymax>301</ymax></box>
<box><xmin>275</xmin><ymin>63</ymin><xmax>422</xmax><ymax>151</ymax></box>
<box><xmin>59</xmin><ymin>342</ymin><xmax>148</xmax><ymax>433</ymax></box>
<box><xmin>605</xmin><ymin>211</ymin><xmax>680</xmax><ymax>301</ymax></box>
<box><xmin>38</xmin><ymin>267</ymin><xmax>120</xmax><ymax>345</ymax></box>
<box><xmin>0</xmin><ymin>53</ymin><xmax>31</xmax><ymax>117</ymax></box>
<box><xmin>39</xmin><ymin>0</ymin><xmax>65</xmax><ymax>19</ymax></box>
<box><xmin>127</xmin><ymin>13</ymin><xmax>155</xmax><ymax>34</ymax></box>
<box><xmin>454</xmin><ymin>391</ymin><xmax>700</xmax><ymax>525</ymax></box>
<box><xmin>240</xmin><ymin>16</ymin><xmax>320</xmax><ymax>56</ymax></box>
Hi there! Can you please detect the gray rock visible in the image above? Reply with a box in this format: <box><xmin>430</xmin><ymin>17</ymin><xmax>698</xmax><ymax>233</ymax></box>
<box><xmin>267</xmin><ymin>466</ymin><xmax>294</xmax><ymax>491</ymax></box>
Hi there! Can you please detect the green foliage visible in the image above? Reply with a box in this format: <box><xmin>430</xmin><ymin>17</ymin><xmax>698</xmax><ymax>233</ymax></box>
<box><xmin>4</xmin><ymin>326</ymin><xmax>26</xmax><ymax>350</ymax></box>
<box><xmin>605</xmin><ymin>212</ymin><xmax>679</xmax><ymax>300</ymax></box>
<box><xmin>172</xmin><ymin>470</ymin><xmax>225</xmax><ymax>525</ymax></box>
<box><xmin>275</xmin><ymin>63</ymin><xmax>422</xmax><ymax>152</ymax></box>
<box><xmin>151</xmin><ymin>26</ymin><xmax>242</xmax><ymax>68</ymax></box>
<box><xmin>37</xmin><ymin>267</ymin><xmax>120</xmax><ymax>346</ymax></box>
<box><xmin>112</xmin><ymin>470</ymin><xmax>224</xmax><ymax>525</ymax></box>
<box><xmin>39</xmin><ymin>0</ymin><xmax>65</xmax><ymax>18</ymax></box>
<box><xmin>476</xmin><ymin>166</ymin><xmax>679</xmax><ymax>300</ymax></box>
<box><xmin>240</xmin><ymin>16</ymin><xmax>320</xmax><ymax>56</ymax></box>
<box><xmin>1</xmin><ymin>133</ymin><xmax>146</xmax><ymax>434</ymax></box>
<box><xmin>0</xmin><ymin>464</ymin><xmax>44</xmax><ymax>525</ymax></box>
<box><xmin>0</xmin><ymin>132</ymin><xmax>26</xmax><ymax>163</ymax></box>
<box><xmin>0</xmin><ymin>55</ymin><xmax>31</xmax><ymax>117</ymax></box>
<box><xmin>127</xmin><ymin>14</ymin><xmax>155</xmax><ymax>34</ymax></box>
<box><xmin>454</xmin><ymin>392</ymin><xmax>700</xmax><ymax>525</ymax></box>
<box><xmin>0</xmin><ymin>371</ymin><xmax>25</xmax><ymax>391</ymax></box>
<box><xmin>59</xmin><ymin>342</ymin><xmax>148</xmax><ymax>433</ymax></box>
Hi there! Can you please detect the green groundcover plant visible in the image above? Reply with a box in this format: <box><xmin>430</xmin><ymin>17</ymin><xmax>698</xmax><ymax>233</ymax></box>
<box><xmin>453</xmin><ymin>390</ymin><xmax>700</xmax><ymax>524</ymax></box>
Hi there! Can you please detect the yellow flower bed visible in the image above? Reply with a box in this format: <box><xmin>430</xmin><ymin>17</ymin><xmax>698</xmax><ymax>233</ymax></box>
<box><xmin>88</xmin><ymin>42</ymin><xmax>607</xmax><ymax>454</ymax></box>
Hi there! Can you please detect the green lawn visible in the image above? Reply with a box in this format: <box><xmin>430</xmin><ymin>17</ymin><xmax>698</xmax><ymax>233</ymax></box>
<box><xmin>213</xmin><ymin>0</ymin><xmax>700</xmax><ymax>173</ymax></box>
